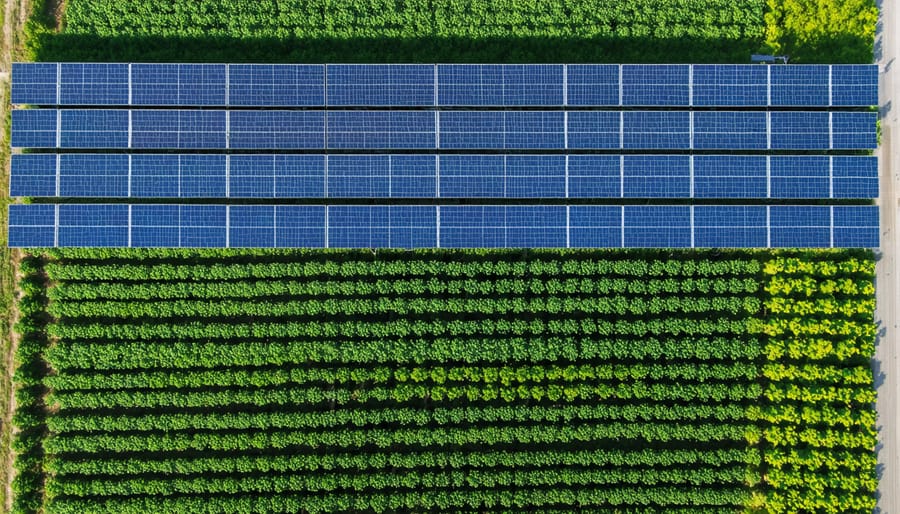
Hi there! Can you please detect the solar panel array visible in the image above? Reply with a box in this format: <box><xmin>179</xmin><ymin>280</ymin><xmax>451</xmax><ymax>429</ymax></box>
<box><xmin>12</xmin><ymin>63</ymin><xmax>878</xmax><ymax>107</ymax></box>
<box><xmin>8</xmin><ymin>204</ymin><xmax>877</xmax><ymax>249</ymax></box>
<box><xmin>11</xmin><ymin>109</ymin><xmax>878</xmax><ymax>151</ymax></box>
<box><xmin>9</xmin><ymin>62</ymin><xmax>879</xmax><ymax>249</ymax></box>
<box><xmin>11</xmin><ymin>154</ymin><xmax>878</xmax><ymax>200</ymax></box>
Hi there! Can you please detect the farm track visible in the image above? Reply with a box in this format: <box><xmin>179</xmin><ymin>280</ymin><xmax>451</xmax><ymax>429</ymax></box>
<box><xmin>876</xmin><ymin>0</ymin><xmax>900</xmax><ymax>511</ymax></box>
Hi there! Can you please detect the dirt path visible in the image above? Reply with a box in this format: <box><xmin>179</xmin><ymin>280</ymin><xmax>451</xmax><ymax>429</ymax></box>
<box><xmin>0</xmin><ymin>0</ymin><xmax>32</xmax><ymax>510</ymax></box>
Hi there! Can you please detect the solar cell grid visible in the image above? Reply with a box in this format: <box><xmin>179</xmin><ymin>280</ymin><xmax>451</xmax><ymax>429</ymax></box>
<box><xmin>769</xmin><ymin>156</ymin><xmax>829</xmax><ymax>199</ymax></box>
<box><xmin>833</xmin><ymin>205</ymin><xmax>879</xmax><ymax>247</ymax></box>
<box><xmin>831</xmin><ymin>65</ymin><xmax>878</xmax><ymax>106</ymax></box>
<box><xmin>328</xmin><ymin>65</ymin><xmax>434</xmax><ymax>106</ymax></box>
<box><xmin>11</xmin><ymin>109</ymin><xmax>57</xmax><ymax>148</ymax></box>
<box><xmin>769</xmin><ymin>205</ymin><xmax>831</xmax><ymax>248</ymax></box>
<box><xmin>623</xmin><ymin>111</ymin><xmax>690</xmax><ymax>150</ymax></box>
<box><xmin>10</xmin><ymin>154</ymin><xmax>56</xmax><ymax>197</ymax></box>
<box><xmin>59</xmin><ymin>154</ymin><xmax>129</xmax><ymax>197</ymax></box>
<box><xmin>832</xmin><ymin>156</ymin><xmax>878</xmax><ymax>199</ymax></box>
<box><xmin>565</xmin><ymin>65</ymin><xmax>619</xmax><ymax>106</ymax></box>
<box><xmin>8</xmin><ymin>204</ymin><xmax>55</xmax><ymax>248</ymax></box>
<box><xmin>621</xmin><ymin>65</ymin><xmax>689</xmax><ymax>106</ymax></box>
<box><xmin>569</xmin><ymin>206</ymin><xmax>621</xmax><ymax>248</ymax></box>
<box><xmin>771</xmin><ymin>65</ymin><xmax>829</xmax><ymax>106</ymax></box>
<box><xmin>60</xmin><ymin>110</ymin><xmax>129</xmax><ymax>148</ymax></box>
<box><xmin>624</xmin><ymin>205</ymin><xmax>691</xmax><ymax>248</ymax></box>
<box><xmin>11</xmin><ymin>63</ymin><xmax>58</xmax><ymax>105</ymax></box>
<box><xmin>57</xmin><ymin>204</ymin><xmax>129</xmax><ymax>247</ymax></box>
<box><xmin>131</xmin><ymin>64</ymin><xmax>226</xmax><ymax>106</ymax></box>
<box><xmin>770</xmin><ymin>112</ymin><xmax>830</xmax><ymax>150</ymax></box>
<box><xmin>622</xmin><ymin>155</ymin><xmax>690</xmax><ymax>198</ymax></box>
<box><xmin>60</xmin><ymin>63</ymin><xmax>129</xmax><ymax>105</ymax></box>
<box><xmin>691</xmin><ymin>65</ymin><xmax>767</xmax><ymax>106</ymax></box>
<box><xmin>692</xmin><ymin>111</ymin><xmax>767</xmax><ymax>150</ymax></box>
<box><xmin>565</xmin><ymin>111</ymin><xmax>620</xmax><ymax>149</ymax></box>
<box><xmin>229</xmin><ymin>64</ymin><xmax>325</xmax><ymax>106</ymax></box>
<box><xmin>328</xmin><ymin>111</ymin><xmax>435</xmax><ymax>149</ymax></box>
<box><xmin>831</xmin><ymin>112</ymin><xmax>877</xmax><ymax>150</ymax></box>
<box><xmin>231</xmin><ymin>111</ymin><xmax>324</xmax><ymax>150</ymax></box>
<box><xmin>567</xmin><ymin>155</ymin><xmax>621</xmax><ymax>198</ymax></box>
<box><xmin>693</xmin><ymin>155</ymin><xmax>767</xmax><ymax>199</ymax></box>
<box><xmin>693</xmin><ymin>205</ymin><xmax>767</xmax><ymax>248</ymax></box>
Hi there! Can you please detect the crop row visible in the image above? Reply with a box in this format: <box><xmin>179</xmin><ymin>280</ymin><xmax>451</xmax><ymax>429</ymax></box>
<box><xmin>49</xmin><ymin>295</ymin><xmax>760</xmax><ymax>320</ymax></box>
<box><xmin>49</xmin><ymin>317</ymin><xmax>759</xmax><ymax>341</ymax></box>
<box><xmin>46</xmin><ymin>336</ymin><xmax>763</xmax><ymax>370</ymax></box>
<box><xmin>46</xmin><ymin>485</ymin><xmax>751</xmax><ymax>514</ymax></box>
<box><xmin>49</xmin><ymin>465</ymin><xmax>750</xmax><ymax>498</ymax></box>
<box><xmin>49</xmin><ymin>276</ymin><xmax>760</xmax><ymax>302</ymax></box>
<box><xmin>44</xmin><ymin>257</ymin><xmax>762</xmax><ymax>283</ymax></box>
<box><xmin>49</xmin><ymin>446</ymin><xmax>758</xmax><ymax>478</ymax></box>
<box><xmin>45</xmin><ymin>421</ymin><xmax>752</xmax><ymax>454</ymax></box>
<box><xmin>48</xmin><ymin>403</ymin><xmax>749</xmax><ymax>434</ymax></box>
<box><xmin>47</xmin><ymin>361</ymin><xmax>759</xmax><ymax>392</ymax></box>
<box><xmin>50</xmin><ymin>380</ymin><xmax>760</xmax><ymax>410</ymax></box>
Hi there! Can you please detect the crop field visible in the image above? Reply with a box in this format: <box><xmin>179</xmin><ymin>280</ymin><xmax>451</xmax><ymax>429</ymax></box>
<box><xmin>7</xmin><ymin>249</ymin><xmax>875</xmax><ymax>513</ymax></box>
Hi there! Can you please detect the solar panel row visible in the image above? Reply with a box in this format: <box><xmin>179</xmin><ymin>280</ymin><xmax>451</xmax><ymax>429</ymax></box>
<box><xmin>8</xmin><ymin>204</ymin><xmax>878</xmax><ymax>248</ymax></box>
<box><xmin>12</xmin><ymin>63</ymin><xmax>879</xmax><ymax>107</ymax></box>
<box><xmin>11</xmin><ymin>154</ymin><xmax>878</xmax><ymax>200</ymax></box>
<box><xmin>10</xmin><ymin>110</ymin><xmax>878</xmax><ymax>150</ymax></box>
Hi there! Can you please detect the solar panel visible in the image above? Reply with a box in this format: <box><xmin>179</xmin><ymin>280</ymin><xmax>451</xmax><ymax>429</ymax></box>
<box><xmin>10</xmin><ymin>154</ymin><xmax>56</xmax><ymax>197</ymax></box>
<box><xmin>132</xmin><ymin>110</ymin><xmax>226</xmax><ymax>149</ymax></box>
<box><xmin>230</xmin><ymin>111</ymin><xmax>324</xmax><ymax>150</ymax></box>
<box><xmin>621</xmin><ymin>65</ymin><xmax>689</xmax><ymax>106</ymax></box>
<box><xmin>385</xmin><ymin>206</ymin><xmax>438</xmax><ymax>248</ymax></box>
<box><xmin>831</xmin><ymin>65</ymin><xmax>878</xmax><ymax>106</ymax></box>
<box><xmin>275</xmin><ymin>155</ymin><xmax>326</xmax><ymax>198</ymax></box>
<box><xmin>623</xmin><ymin>111</ymin><xmax>690</xmax><ymax>149</ymax></box>
<box><xmin>59</xmin><ymin>63</ymin><xmax>129</xmax><ymax>105</ymax></box>
<box><xmin>769</xmin><ymin>206</ymin><xmax>831</xmax><ymax>248</ymax></box>
<box><xmin>60</xmin><ymin>110</ymin><xmax>129</xmax><ymax>148</ymax></box>
<box><xmin>770</xmin><ymin>155</ymin><xmax>829</xmax><ymax>198</ymax></box>
<box><xmin>569</xmin><ymin>206</ymin><xmax>622</xmax><ymax>248</ymax></box>
<box><xmin>131</xmin><ymin>64</ymin><xmax>226</xmax><ymax>106</ymax></box>
<box><xmin>439</xmin><ymin>206</ymin><xmax>506</xmax><ymax>248</ymax></box>
<box><xmin>388</xmin><ymin>155</ymin><xmax>436</xmax><ymax>198</ymax></box>
<box><xmin>567</xmin><ymin>155</ymin><xmax>621</xmax><ymax>198</ymax></box>
<box><xmin>833</xmin><ymin>205</ymin><xmax>879</xmax><ymax>247</ymax></box>
<box><xmin>693</xmin><ymin>155</ymin><xmax>766</xmax><ymax>198</ymax></box>
<box><xmin>328</xmin><ymin>111</ymin><xmax>435</xmax><ymax>149</ymax></box>
<box><xmin>229</xmin><ymin>205</ymin><xmax>275</xmax><ymax>247</ymax></box>
<box><xmin>57</xmin><ymin>204</ymin><xmax>129</xmax><ymax>247</ymax></box>
<box><xmin>437</xmin><ymin>65</ymin><xmax>564</xmax><ymax>106</ymax></box>
<box><xmin>229</xmin><ymin>65</ymin><xmax>325</xmax><ymax>106</ymax></box>
<box><xmin>622</xmin><ymin>155</ymin><xmax>690</xmax><ymax>198</ymax></box>
<box><xmin>275</xmin><ymin>206</ymin><xmax>326</xmax><ymax>248</ymax></box>
<box><xmin>180</xmin><ymin>205</ymin><xmax>228</xmax><ymax>247</ymax></box>
<box><xmin>624</xmin><ymin>205</ymin><xmax>691</xmax><ymax>248</ymax></box>
<box><xmin>327</xmin><ymin>205</ymin><xmax>390</xmax><ymax>248</ymax></box>
<box><xmin>11</xmin><ymin>63</ymin><xmax>57</xmax><ymax>105</ymax></box>
<box><xmin>692</xmin><ymin>111</ymin><xmax>767</xmax><ymax>150</ymax></box>
<box><xmin>566</xmin><ymin>65</ymin><xmax>619</xmax><ymax>106</ymax></box>
<box><xmin>11</xmin><ymin>109</ymin><xmax>57</xmax><ymax>148</ymax></box>
<box><xmin>130</xmin><ymin>154</ymin><xmax>226</xmax><ymax>197</ymax></box>
<box><xmin>771</xmin><ymin>65</ymin><xmax>829</xmax><ymax>106</ymax></box>
<box><xmin>832</xmin><ymin>156</ymin><xmax>878</xmax><ymax>199</ymax></box>
<box><xmin>505</xmin><ymin>112</ymin><xmax>565</xmax><ymax>149</ymax></box>
<box><xmin>770</xmin><ymin>112</ymin><xmax>829</xmax><ymax>150</ymax></box>
<box><xmin>438</xmin><ymin>155</ymin><xmax>504</xmax><ymax>198</ymax></box>
<box><xmin>130</xmin><ymin>205</ymin><xmax>181</xmax><ymax>247</ymax></box>
<box><xmin>565</xmin><ymin>111</ymin><xmax>620</xmax><ymax>149</ymax></box>
<box><xmin>831</xmin><ymin>112</ymin><xmax>877</xmax><ymax>150</ymax></box>
<box><xmin>693</xmin><ymin>206</ymin><xmax>767</xmax><ymax>248</ymax></box>
<box><xmin>691</xmin><ymin>65</ymin><xmax>767</xmax><ymax>106</ymax></box>
<box><xmin>329</xmin><ymin>65</ymin><xmax>434</xmax><ymax>106</ymax></box>
<box><xmin>130</xmin><ymin>155</ymin><xmax>179</xmax><ymax>197</ymax></box>
<box><xmin>59</xmin><ymin>154</ymin><xmax>129</xmax><ymax>197</ymax></box>
<box><xmin>505</xmin><ymin>206</ymin><xmax>567</xmax><ymax>247</ymax></box>
<box><xmin>327</xmin><ymin>155</ymin><xmax>391</xmax><ymax>198</ymax></box>
<box><xmin>8</xmin><ymin>204</ymin><xmax>55</xmax><ymax>247</ymax></box>
<box><xmin>506</xmin><ymin>155</ymin><xmax>565</xmax><ymax>198</ymax></box>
